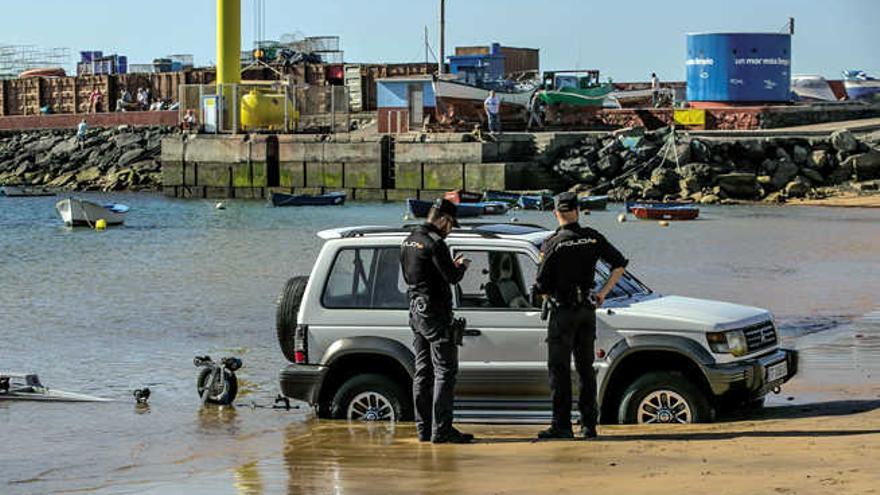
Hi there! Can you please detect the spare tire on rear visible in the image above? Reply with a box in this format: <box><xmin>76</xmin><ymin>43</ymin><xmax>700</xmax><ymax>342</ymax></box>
<box><xmin>276</xmin><ymin>275</ymin><xmax>309</xmax><ymax>363</ymax></box>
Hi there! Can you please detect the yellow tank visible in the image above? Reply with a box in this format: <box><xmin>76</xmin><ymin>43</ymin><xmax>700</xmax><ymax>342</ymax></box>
<box><xmin>240</xmin><ymin>89</ymin><xmax>298</xmax><ymax>131</ymax></box>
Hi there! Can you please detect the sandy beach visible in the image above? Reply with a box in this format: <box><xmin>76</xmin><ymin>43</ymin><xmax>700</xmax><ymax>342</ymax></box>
<box><xmin>274</xmin><ymin>407</ymin><xmax>880</xmax><ymax>495</ymax></box>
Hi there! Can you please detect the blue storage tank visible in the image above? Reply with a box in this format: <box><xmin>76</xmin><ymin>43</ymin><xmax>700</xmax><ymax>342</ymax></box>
<box><xmin>686</xmin><ymin>32</ymin><xmax>791</xmax><ymax>102</ymax></box>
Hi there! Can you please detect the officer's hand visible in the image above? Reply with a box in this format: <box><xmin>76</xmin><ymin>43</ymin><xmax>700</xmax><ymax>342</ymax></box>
<box><xmin>454</xmin><ymin>254</ymin><xmax>471</xmax><ymax>268</ymax></box>
<box><xmin>595</xmin><ymin>292</ymin><xmax>606</xmax><ymax>308</ymax></box>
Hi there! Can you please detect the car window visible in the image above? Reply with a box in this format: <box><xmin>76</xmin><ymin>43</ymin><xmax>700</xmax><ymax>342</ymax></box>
<box><xmin>322</xmin><ymin>247</ymin><xmax>407</xmax><ymax>309</ymax></box>
<box><xmin>454</xmin><ymin>250</ymin><xmax>536</xmax><ymax>310</ymax></box>
<box><xmin>594</xmin><ymin>261</ymin><xmax>652</xmax><ymax>299</ymax></box>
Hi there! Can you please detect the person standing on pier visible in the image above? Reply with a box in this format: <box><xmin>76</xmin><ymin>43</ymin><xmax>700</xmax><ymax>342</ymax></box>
<box><xmin>651</xmin><ymin>73</ymin><xmax>660</xmax><ymax>107</ymax></box>
<box><xmin>484</xmin><ymin>90</ymin><xmax>501</xmax><ymax>134</ymax></box>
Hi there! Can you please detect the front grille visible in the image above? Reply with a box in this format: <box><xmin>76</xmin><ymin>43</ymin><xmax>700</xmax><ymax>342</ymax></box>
<box><xmin>742</xmin><ymin>320</ymin><xmax>777</xmax><ymax>353</ymax></box>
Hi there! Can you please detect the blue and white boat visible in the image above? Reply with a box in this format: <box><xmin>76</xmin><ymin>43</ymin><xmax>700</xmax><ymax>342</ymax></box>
<box><xmin>843</xmin><ymin>70</ymin><xmax>880</xmax><ymax>101</ymax></box>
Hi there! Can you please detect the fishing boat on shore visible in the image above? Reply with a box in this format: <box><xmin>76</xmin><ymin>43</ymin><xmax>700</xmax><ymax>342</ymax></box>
<box><xmin>406</xmin><ymin>198</ymin><xmax>508</xmax><ymax>218</ymax></box>
<box><xmin>271</xmin><ymin>191</ymin><xmax>346</xmax><ymax>207</ymax></box>
<box><xmin>842</xmin><ymin>70</ymin><xmax>880</xmax><ymax>101</ymax></box>
<box><xmin>537</xmin><ymin>70</ymin><xmax>615</xmax><ymax>108</ymax></box>
<box><xmin>631</xmin><ymin>205</ymin><xmax>700</xmax><ymax>221</ymax></box>
<box><xmin>0</xmin><ymin>372</ymin><xmax>110</xmax><ymax>402</ymax></box>
<box><xmin>0</xmin><ymin>184</ymin><xmax>55</xmax><ymax>197</ymax></box>
<box><xmin>433</xmin><ymin>76</ymin><xmax>535</xmax><ymax>127</ymax></box>
<box><xmin>55</xmin><ymin>197</ymin><xmax>129</xmax><ymax>227</ymax></box>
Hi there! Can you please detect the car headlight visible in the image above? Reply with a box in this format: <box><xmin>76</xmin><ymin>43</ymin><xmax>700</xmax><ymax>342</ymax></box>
<box><xmin>707</xmin><ymin>329</ymin><xmax>748</xmax><ymax>357</ymax></box>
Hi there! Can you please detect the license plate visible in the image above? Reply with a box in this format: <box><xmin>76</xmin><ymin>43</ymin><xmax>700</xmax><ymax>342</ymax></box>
<box><xmin>766</xmin><ymin>361</ymin><xmax>788</xmax><ymax>382</ymax></box>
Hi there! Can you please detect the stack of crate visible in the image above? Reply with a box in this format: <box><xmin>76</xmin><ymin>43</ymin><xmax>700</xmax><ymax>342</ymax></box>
<box><xmin>40</xmin><ymin>77</ymin><xmax>77</xmax><ymax>114</ymax></box>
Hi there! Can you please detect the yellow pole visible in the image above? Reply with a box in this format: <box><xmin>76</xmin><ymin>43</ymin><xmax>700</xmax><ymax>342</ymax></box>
<box><xmin>217</xmin><ymin>0</ymin><xmax>241</xmax><ymax>86</ymax></box>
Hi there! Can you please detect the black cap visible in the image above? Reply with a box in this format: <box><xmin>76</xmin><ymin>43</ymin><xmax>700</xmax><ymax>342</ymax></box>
<box><xmin>431</xmin><ymin>198</ymin><xmax>460</xmax><ymax>226</ymax></box>
<box><xmin>554</xmin><ymin>192</ymin><xmax>579</xmax><ymax>212</ymax></box>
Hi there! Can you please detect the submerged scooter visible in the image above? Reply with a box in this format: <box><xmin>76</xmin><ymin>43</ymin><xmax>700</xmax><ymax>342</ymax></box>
<box><xmin>193</xmin><ymin>356</ymin><xmax>242</xmax><ymax>406</ymax></box>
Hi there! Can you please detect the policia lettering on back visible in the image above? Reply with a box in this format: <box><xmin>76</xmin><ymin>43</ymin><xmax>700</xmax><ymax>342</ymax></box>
<box><xmin>533</xmin><ymin>192</ymin><xmax>629</xmax><ymax>440</ymax></box>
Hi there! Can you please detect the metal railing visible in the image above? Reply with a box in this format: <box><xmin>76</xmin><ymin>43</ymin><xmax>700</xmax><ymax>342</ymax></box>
<box><xmin>178</xmin><ymin>82</ymin><xmax>349</xmax><ymax>134</ymax></box>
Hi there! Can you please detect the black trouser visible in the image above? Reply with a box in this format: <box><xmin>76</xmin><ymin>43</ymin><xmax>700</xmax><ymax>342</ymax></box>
<box><xmin>547</xmin><ymin>305</ymin><xmax>597</xmax><ymax>430</ymax></box>
<box><xmin>412</xmin><ymin>326</ymin><xmax>458</xmax><ymax>440</ymax></box>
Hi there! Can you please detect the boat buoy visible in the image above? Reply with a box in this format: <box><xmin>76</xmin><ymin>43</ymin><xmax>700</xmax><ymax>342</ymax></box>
<box><xmin>403</xmin><ymin>214</ymin><xmax>412</xmax><ymax>221</ymax></box>
<box><xmin>617</xmin><ymin>213</ymin><xmax>626</xmax><ymax>223</ymax></box>
<box><xmin>510</xmin><ymin>217</ymin><xmax>519</xmax><ymax>223</ymax></box>
<box><xmin>215</xmin><ymin>202</ymin><xmax>227</xmax><ymax>210</ymax></box>
<box><xmin>95</xmin><ymin>218</ymin><xmax>107</xmax><ymax>231</ymax></box>
<box><xmin>658</xmin><ymin>220</ymin><xmax>670</xmax><ymax>227</ymax></box>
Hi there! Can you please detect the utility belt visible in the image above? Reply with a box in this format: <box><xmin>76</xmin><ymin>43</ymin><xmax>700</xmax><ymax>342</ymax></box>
<box><xmin>555</xmin><ymin>286</ymin><xmax>597</xmax><ymax>307</ymax></box>
<box><xmin>542</xmin><ymin>287</ymin><xmax>596</xmax><ymax>321</ymax></box>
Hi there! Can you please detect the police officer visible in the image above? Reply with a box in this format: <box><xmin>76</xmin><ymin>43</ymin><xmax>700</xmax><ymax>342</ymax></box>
<box><xmin>400</xmin><ymin>198</ymin><xmax>475</xmax><ymax>444</ymax></box>
<box><xmin>534</xmin><ymin>192</ymin><xmax>629</xmax><ymax>440</ymax></box>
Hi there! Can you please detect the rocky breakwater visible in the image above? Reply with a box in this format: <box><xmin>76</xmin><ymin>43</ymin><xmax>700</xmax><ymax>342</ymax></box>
<box><xmin>0</xmin><ymin>126</ymin><xmax>175</xmax><ymax>192</ymax></box>
<box><xmin>552</xmin><ymin>127</ymin><xmax>880</xmax><ymax>204</ymax></box>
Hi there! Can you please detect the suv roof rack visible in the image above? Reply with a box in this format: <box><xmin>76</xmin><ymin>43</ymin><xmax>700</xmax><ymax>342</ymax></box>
<box><xmin>329</xmin><ymin>222</ymin><xmax>551</xmax><ymax>240</ymax></box>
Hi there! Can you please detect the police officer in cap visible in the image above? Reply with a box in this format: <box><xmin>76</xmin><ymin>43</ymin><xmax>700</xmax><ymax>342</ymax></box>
<box><xmin>534</xmin><ymin>192</ymin><xmax>629</xmax><ymax>439</ymax></box>
<box><xmin>400</xmin><ymin>198</ymin><xmax>475</xmax><ymax>444</ymax></box>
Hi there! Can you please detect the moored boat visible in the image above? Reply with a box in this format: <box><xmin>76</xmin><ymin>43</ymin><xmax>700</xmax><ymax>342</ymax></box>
<box><xmin>55</xmin><ymin>197</ymin><xmax>129</xmax><ymax>227</ymax></box>
<box><xmin>578</xmin><ymin>195</ymin><xmax>608</xmax><ymax>210</ymax></box>
<box><xmin>406</xmin><ymin>198</ymin><xmax>508</xmax><ymax>218</ymax></box>
<box><xmin>631</xmin><ymin>205</ymin><xmax>700</xmax><ymax>221</ymax></box>
<box><xmin>0</xmin><ymin>184</ymin><xmax>55</xmax><ymax>197</ymax></box>
<box><xmin>625</xmin><ymin>200</ymin><xmax>691</xmax><ymax>213</ymax></box>
<box><xmin>271</xmin><ymin>191</ymin><xmax>346</xmax><ymax>207</ymax></box>
<box><xmin>483</xmin><ymin>190</ymin><xmax>522</xmax><ymax>204</ymax></box>
<box><xmin>517</xmin><ymin>195</ymin><xmax>554</xmax><ymax>210</ymax></box>
<box><xmin>444</xmin><ymin>189</ymin><xmax>483</xmax><ymax>204</ymax></box>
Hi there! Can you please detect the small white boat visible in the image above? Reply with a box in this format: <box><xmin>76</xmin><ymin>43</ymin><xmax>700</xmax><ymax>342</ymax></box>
<box><xmin>55</xmin><ymin>197</ymin><xmax>129</xmax><ymax>227</ymax></box>
<box><xmin>0</xmin><ymin>372</ymin><xmax>110</xmax><ymax>402</ymax></box>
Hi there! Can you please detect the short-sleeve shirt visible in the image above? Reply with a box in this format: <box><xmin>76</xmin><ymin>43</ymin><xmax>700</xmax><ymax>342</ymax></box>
<box><xmin>535</xmin><ymin>222</ymin><xmax>628</xmax><ymax>301</ymax></box>
<box><xmin>484</xmin><ymin>95</ymin><xmax>500</xmax><ymax>115</ymax></box>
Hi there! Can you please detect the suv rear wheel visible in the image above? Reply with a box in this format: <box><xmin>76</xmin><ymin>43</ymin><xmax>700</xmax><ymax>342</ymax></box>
<box><xmin>618</xmin><ymin>371</ymin><xmax>713</xmax><ymax>424</ymax></box>
<box><xmin>330</xmin><ymin>374</ymin><xmax>410</xmax><ymax>422</ymax></box>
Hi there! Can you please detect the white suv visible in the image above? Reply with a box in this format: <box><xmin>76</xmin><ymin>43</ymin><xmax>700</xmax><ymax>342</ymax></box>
<box><xmin>277</xmin><ymin>223</ymin><xmax>797</xmax><ymax>424</ymax></box>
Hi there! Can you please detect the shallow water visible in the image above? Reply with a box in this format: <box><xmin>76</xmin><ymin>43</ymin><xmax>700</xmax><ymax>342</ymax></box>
<box><xmin>1</xmin><ymin>194</ymin><xmax>878</xmax><ymax>494</ymax></box>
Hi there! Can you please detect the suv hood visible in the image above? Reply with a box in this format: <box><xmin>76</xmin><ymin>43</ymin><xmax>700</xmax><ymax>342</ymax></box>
<box><xmin>607</xmin><ymin>294</ymin><xmax>770</xmax><ymax>332</ymax></box>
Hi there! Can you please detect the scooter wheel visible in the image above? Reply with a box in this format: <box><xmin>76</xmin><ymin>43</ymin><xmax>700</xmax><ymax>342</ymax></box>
<box><xmin>196</xmin><ymin>367</ymin><xmax>238</xmax><ymax>405</ymax></box>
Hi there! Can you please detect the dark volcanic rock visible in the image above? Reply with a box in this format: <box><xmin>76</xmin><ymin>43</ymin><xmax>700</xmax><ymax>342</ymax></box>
<box><xmin>715</xmin><ymin>172</ymin><xmax>761</xmax><ymax>199</ymax></box>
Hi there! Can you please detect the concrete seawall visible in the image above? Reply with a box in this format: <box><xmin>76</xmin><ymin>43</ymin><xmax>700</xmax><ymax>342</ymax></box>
<box><xmin>160</xmin><ymin>132</ymin><xmax>575</xmax><ymax>200</ymax></box>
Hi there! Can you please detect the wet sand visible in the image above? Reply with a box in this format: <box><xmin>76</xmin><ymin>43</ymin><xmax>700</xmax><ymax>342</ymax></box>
<box><xmin>267</xmin><ymin>408</ymin><xmax>880</xmax><ymax>495</ymax></box>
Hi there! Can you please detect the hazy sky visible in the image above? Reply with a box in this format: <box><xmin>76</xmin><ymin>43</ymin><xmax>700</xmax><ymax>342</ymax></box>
<box><xmin>2</xmin><ymin>0</ymin><xmax>877</xmax><ymax>81</ymax></box>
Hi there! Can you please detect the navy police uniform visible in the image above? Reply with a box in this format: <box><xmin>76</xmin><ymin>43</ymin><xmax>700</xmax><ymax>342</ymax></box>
<box><xmin>400</xmin><ymin>200</ymin><xmax>468</xmax><ymax>442</ymax></box>
<box><xmin>535</xmin><ymin>192</ymin><xmax>628</xmax><ymax>435</ymax></box>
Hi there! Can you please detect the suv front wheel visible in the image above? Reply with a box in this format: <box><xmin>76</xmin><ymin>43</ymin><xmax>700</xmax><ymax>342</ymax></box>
<box><xmin>618</xmin><ymin>371</ymin><xmax>713</xmax><ymax>424</ymax></box>
<box><xmin>330</xmin><ymin>374</ymin><xmax>411</xmax><ymax>422</ymax></box>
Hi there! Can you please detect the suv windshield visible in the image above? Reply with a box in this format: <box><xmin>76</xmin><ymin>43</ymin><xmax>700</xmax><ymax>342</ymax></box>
<box><xmin>595</xmin><ymin>261</ymin><xmax>652</xmax><ymax>299</ymax></box>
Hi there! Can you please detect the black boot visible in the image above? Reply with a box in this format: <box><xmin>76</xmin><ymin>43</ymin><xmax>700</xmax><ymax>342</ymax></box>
<box><xmin>579</xmin><ymin>424</ymin><xmax>598</xmax><ymax>440</ymax></box>
<box><xmin>432</xmin><ymin>427</ymin><xmax>475</xmax><ymax>444</ymax></box>
<box><xmin>537</xmin><ymin>425</ymin><xmax>574</xmax><ymax>440</ymax></box>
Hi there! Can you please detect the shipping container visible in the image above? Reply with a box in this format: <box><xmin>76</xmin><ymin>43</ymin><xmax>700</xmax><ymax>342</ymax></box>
<box><xmin>686</xmin><ymin>32</ymin><xmax>791</xmax><ymax>102</ymax></box>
